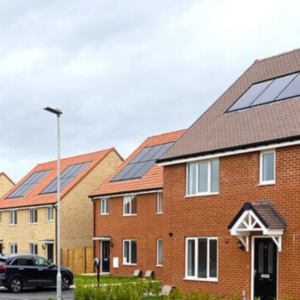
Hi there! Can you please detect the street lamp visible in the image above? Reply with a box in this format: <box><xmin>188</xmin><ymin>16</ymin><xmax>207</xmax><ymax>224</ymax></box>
<box><xmin>44</xmin><ymin>107</ymin><xmax>63</xmax><ymax>300</ymax></box>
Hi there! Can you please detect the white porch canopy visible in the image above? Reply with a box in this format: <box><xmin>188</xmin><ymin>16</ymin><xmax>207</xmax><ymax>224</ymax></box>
<box><xmin>92</xmin><ymin>235</ymin><xmax>111</xmax><ymax>241</ymax></box>
<box><xmin>228</xmin><ymin>201</ymin><xmax>287</xmax><ymax>252</ymax></box>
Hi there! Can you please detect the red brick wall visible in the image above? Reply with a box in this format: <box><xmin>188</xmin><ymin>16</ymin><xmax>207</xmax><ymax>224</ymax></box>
<box><xmin>163</xmin><ymin>145</ymin><xmax>300</xmax><ymax>298</ymax></box>
<box><xmin>94</xmin><ymin>193</ymin><xmax>163</xmax><ymax>278</ymax></box>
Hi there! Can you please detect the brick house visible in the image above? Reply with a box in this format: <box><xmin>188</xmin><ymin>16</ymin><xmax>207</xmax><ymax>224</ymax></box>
<box><xmin>158</xmin><ymin>49</ymin><xmax>300</xmax><ymax>299</ymax></box>
<box><xmin>0</xmin><ymin>149</ymin><xmax>123</xmax><ymax>262</ymax></box>
<box><xmin>0</xmin><ymin>173</ymin><xmax>15</xmax><ymax>198</ymax></box>
<box><xmin>89</xmin><ymin>130</ymin><xmax>185</xmax><ymax>277</ymax></box>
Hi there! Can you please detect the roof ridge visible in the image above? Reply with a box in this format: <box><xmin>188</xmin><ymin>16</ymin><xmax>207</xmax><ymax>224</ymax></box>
<box><xmin>36</xmin><ymin>148</ymin><xmax>113</xmax><ymax>166</ymax></box>
<box><xmin>256</xmin><ymin>47</ymin><xmax>300</xmax><ymax>63</ymax></box>
<box><xmin>147</xmin><ymin>128</ymin><xmax>186</xmax><ymax>139</ymax></box>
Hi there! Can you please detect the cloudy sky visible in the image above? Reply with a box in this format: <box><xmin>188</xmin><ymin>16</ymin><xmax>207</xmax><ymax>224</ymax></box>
<box><xmin>1</xmin><ymin>0</ymin><xmax>300</xmax><ymax>183</ymax></box>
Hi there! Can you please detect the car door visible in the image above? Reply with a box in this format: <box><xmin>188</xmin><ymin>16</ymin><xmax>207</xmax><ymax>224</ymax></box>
<box><xmin>10</xmin><ymin>258</ymin><xmax>37</xmax><ymax>287</ymax></box>
<box><xmin>33</xmin><ymin>256</ymin><xmax>57</xmax><ymax>286</ymax></box>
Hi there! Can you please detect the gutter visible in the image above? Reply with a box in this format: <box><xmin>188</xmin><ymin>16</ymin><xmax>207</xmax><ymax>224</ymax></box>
<box><xmin>0</xmin><ymin>203</ymin><xmax>56</xmax><ymax>212</ymax></box>
<box><xmin>157</xmin><ymin>135</ymin><xmax>300</xmax><ymax>164</ymax></box>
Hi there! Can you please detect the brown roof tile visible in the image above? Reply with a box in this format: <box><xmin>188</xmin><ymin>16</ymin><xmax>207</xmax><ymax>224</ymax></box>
<box><xmin>160</xmin><ymin>48</ymin><xmax>300</xmax><ymax>161</ymax></box>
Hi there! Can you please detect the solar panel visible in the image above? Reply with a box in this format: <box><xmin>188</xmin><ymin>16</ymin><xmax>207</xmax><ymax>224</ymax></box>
<box><xmin>6</xmin><ymin>170</ymin><xmax>51</xmax><ymax>199</ymax></box>
<box><xmin>111</xmin><ymin>142</ymin><xmax>174</xmax><ymax>182</ymax></box>
<box><xmin>40</xmin><ymin>162</ymin><xmax>90</xmax><ymax>194</ymax></box>
<box><xmin>227</xmin><ymin>71</ymin><xmax>300</xmax><ymax>112</ymax></box>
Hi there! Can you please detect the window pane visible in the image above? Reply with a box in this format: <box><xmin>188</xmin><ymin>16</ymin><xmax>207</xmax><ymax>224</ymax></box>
<box><xmin>131</xmin><ymin>196</ymin><xmax>137</xmax><ymax>214</ymax></box>
<box><xmin>263</xmin><ymin>152</ymin><xmax>274</xmax><ymax>181</ymax></box>
<box><xmin>268</xmin><ymin>242</ymin><xmax>273</xmax><ymax>274</ymax></box>
<box><xmin>158</xmin><ymin>240</ymin><xmax>163</xmax><ymax>265</ymax></box>
<box><xmin>198</xmin><ymin>239</ymin><xmax>207</xmax><ymax>278</ymax></box>
<box><xmin>124</xmin><ymin>197</ymin><xmax>130</xmax><ymax>214</ymax></box>
<box><xmin>157</xmin><ymin>193</ymin><xmax>162</xmax><ymax>213</ymax></box>
<box><xmin>106</xmin><ymin>199</ymin><xmax>109</xmax><ymax>214</ymax></box>
<box><xmin>198</xmin><ymin>162</ymin><xmax>208</xmax><ymax>193</ymax></box>
<box><xmin>124</xmin><ymin>241</ymin><xmax>130</xmax><ymax>263</ymax></box>
<box><xmin>131</xmin><ymin>241</ymin><xmax>137</xmax><ymax>264</ymax></box>
<box><xmin>211</xmin><ymin>160</ymin><xmax>219</xmax><ymax>193</ymax></box>
<box><xmin>188</xmin><ymin>164</ymin><xmax>196</xmax><ymax>195</ymax></box>
<box><xmin>259</xmin><ymin>243</ymin><xmax>264</xmax><ymax>273</ymax></box>
<box><xmin>187</xmin><ymin>240</ymin><xmax>195</xmax><ymax>276</ymax></box>
<box><xmin>209</xmin><ymin>240</ymin><xmax>217</xmax><ymax>278</ymax></box>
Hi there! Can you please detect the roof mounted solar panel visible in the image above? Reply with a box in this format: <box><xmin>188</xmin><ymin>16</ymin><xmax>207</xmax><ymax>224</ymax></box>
<box><xmin>111</xmin><ymin>142</ymin><xmax>174</xmax><ymax>182</ymax></box>
<box><xmin>227</xmin><ymin>71</ymin><xmax>300</xmax><ymax>112</ymax></box>
<box><xmin>39</xmin><ymin>162</ymin><xmax>90</xmax><ymax>194</ymax></box>
<box><xmin>6</xmin><ymin>170</ymin><xmax>51</xmax><ymax>199</ymax></box>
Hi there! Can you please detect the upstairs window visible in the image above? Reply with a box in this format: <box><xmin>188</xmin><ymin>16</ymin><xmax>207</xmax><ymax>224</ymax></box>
<box><xmin>260</xmin><ymin>151</ymin><xmax>275</xmax><ymax>184</ymax></box>
<box><xmin>9</xmin><ymin>211</ymin><xmax>17</xmax><ymax>225</ymax></box>
<box><xmin>123</xmin><ymin>196</ymin><xmax>137</xmax><ymax>216</ymax></box>
<box><xmin>101</xmin><ymin>199</ymin><xmax>109</xmax><ymax>215</ymax></box>
<box><xmin>47</xmin><ymin>207</ymin><xmax>54</xmax><ymax>221</ymax></box>
<box><xmin>187</xmin><ymin>160</ymin><xmax>219</xmax><ymax>195</ymax></box>
<box><xmin>29</xmin><ymin>209</ymin><xmax>38</xmax><ymax>224</ymax></box>
<box><xmin>157</xmin><ymin>193</ymin><xmax>163</xmax><ymax>214</ymax></box>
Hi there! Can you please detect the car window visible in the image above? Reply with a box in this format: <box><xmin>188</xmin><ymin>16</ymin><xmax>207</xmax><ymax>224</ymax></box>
<box><xmin>11</xmin><ymin>258</ymin><xmax>34</xmax><ymax>266</ymax></box>
<box><xmin>0</xmin><ymin>259</ymin><xmax>6</xmax><ymax>265</ymax></box>
<box><xmin>34</xmin><ymin>257</ymin><xmax>51</xmax><ymax>267</ymax></box>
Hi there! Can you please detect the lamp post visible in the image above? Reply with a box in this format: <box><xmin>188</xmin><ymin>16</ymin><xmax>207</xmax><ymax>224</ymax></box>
<box><xmin>44</xmin><ymin>107</ymin><xmax>63</xmax><ymax>300</ymax></box>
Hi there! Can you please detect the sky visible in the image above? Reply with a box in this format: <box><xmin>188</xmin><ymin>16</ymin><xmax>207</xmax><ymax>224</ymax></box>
<box><xmin>1</xmin><ymin>0</ymin><xmax>300</xmax><ymax>183</ymax></box>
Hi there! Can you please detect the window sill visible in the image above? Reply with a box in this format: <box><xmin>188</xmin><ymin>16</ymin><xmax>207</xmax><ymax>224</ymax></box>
<box><xmin>47</xmin><ymin>219</ymin><xmax>54</xmax><ymax>222</ymax></box>
<box><xmin>9</xmin><ymin>224</ymin><xmax>17</xmax><ymax>226</ymax></box>
<box><xmin>123</xmin><ymin>214</ymin><xmax>137</xmax><ymax>217</ymax></box>
<box><xmin>122</xmin><ymin>263</ymin><xmax>137</xmax><ymax>266</ymax></box>
<box><xmin>184</xmin><ymin>192</ymin><xmax>219</xmax><ymax>198</ymax></box>
<box><xmin>156</xmin><ymin>212</ymin><xmax>163</xmax><ymax>215</ymax></box>
<box><xmin>156</xmin><ymin>264</ymin><xmax>163</xmax><ymax>267</ymax></box>
<box><xmin>184</xmin><ymin>277</ymin><xmax>218</xmax><ymax>282</ymax></box>
<box><xmin>29</xmin><ymin>223</ymin><xmax>38</xmax><ymax>225</ymax></box>
<box><xmin>257</xmin><ymin>182</ymin><xmax>275</xmax><ymax>186</ymax></box>
<box><xmin>100</xmin><ymin>213</ymin><xmax>109</xmax><ymax>216</ymax></box>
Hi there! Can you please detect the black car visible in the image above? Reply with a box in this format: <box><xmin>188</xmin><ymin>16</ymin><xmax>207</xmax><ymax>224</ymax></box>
<box><xmin>0</xmin><ymin>254</ymin><xmax>73</xmax><ymax>293</ymax></box>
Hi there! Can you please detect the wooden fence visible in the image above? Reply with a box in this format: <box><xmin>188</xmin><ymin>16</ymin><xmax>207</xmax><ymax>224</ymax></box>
<box><xmin>61</xmin><ymin>247</ymin><xmax>94</xmax><ymax>274</ymax></box>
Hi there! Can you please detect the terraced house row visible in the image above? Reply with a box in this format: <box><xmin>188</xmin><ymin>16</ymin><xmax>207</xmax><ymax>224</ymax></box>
<box><xmin>1</xmin><ymin>48</ymin><xmax>300</xmax><ymax>299</ymax></box>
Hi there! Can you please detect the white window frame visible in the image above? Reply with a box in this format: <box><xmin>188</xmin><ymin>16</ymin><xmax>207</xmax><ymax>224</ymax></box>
<box><xmin>157</xmin><ymin>193</ymin><xmax>163</xmax><ymax>214</ymax></box>
<box><xmin>123</xmin><ymin>196</ymin><xmax>137</xmax><ymax>216</ymax></box>
<box><xmin>100</xmin><ymin>198</ymin><xmax>109</xmax><ymax>215</ymax></box>
<box><xmin>29</xmin><ymin>243</ymin><xmax>38</xmax><ymax>255</ymax></box>
<box><xmin>0</xmin><ymin>212</ymin><xmax>2</xmax><ymax>224</ymax></box>
<box><xmin>123</xmin><ymin>240</ymin><xmax>137</xmax><ymax>265</ymax></box>
<box><xmin>157</xmin><ymin>239</ymin><xmax>163</xmax><ymax>266</ymax></box>
<box><xmin>10</xmin><ymin>243</ymin><xmax>18</xmax><ymax>254</ymax></box>
<box><xmin>185</xmin><ymin>237</ymin><xmax>218</xmax><ymax>282</ymax></box>
<box><xmin>29</xmin><ymin>209</ymin><xmax>38</xmax><ymax>224</ymax></box>
<box><xmin>259</xmin><ymin>150</ymin><xmax>275</xmax><ymax>185</ymax></box>
<box><xmin>47</xmin><ymin>207</ymin><xmax>54</xmax><ymax>221</ymax></box>
<box><xmin>186</xmin><ymin>159</ymin><xmax>219</xmax><ymax>196</ymax></box>
<box><xmin>9</xmin><ymin>210</ymin><xmax>17</xmax><ymax>225</ymax></box>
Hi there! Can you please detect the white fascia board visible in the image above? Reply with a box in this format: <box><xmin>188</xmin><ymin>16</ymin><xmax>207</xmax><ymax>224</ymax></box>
<box><xmin>92</xmin><ymin>237</ymin><xmax>111</xmax><ymax>241</ymax></box>
<box><xmin>92</xmin><ymin>189</ymin><xmax>163</xmax><ymax>200</ymax></box>
<box><xmin>0</xmin><ymin>204</ymin><xmax>54</xmax><ymax>212</ymax></box>
<box><xmin>159</xmin><ymin>139</ymin><xmax>300</xmax><ymax>166</ymax></box>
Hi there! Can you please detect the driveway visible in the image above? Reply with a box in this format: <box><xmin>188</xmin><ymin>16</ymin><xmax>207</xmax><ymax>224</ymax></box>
<box><xmin>0</xmin><ymin>287</ymin><xmax>74</xmax><ymax>300</ymax></box>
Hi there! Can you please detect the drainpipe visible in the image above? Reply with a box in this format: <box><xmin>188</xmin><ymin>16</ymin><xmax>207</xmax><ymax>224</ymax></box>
<box><xmin>54</xmin><ymin>205</ymin><xmax>58</xmax><ymax>264</ymax></box>
<box><xmin>91</xmin><ymin>197</ymin><xmax>96</xmax><ymax>273</ymax></box>
<box><xmin>242</xmin><ymin>291</ymin><xmax>246</xmax><ymax>300</ymax></box>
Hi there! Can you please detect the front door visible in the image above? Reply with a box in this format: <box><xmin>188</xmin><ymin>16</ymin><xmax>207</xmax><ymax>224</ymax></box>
<box><xmin>46</xmin><ymin>244</ymin><xmax>54</xmax><ymax>263</ymax></box>
<box><xmin>101</xmin><ymin>241</ymin><xmax>110</xmax><ymax>273</ymax></box>
<box><xmin>254</xmin><ymin>238</ymin><xmax>277</xmax><ymax>300</ymax></box>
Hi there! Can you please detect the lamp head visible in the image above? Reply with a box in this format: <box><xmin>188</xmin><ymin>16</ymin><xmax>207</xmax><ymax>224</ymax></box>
<box><xmin>44</xmin><ymin>107</ymin><xmax>63</xmax><ymax>116</ymax></box>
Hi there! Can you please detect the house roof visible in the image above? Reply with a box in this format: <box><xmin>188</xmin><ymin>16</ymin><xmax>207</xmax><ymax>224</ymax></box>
<box><xmin>90</xmin><ymin>129</ymin><xmax>185</xmax><ymax>198</ymax></box>
<box><xmin>228</xmin><ymin>201</ymin><xmax>287</xmax><ymax>231</ymax></box>
<box><xmin>0</xmin><ymin>148</ymin><xmax>121</xmax><ymax>209</ymax></box>
<box><xmin>160</xmin><ymin>48</ymin><xmax>300</xmax><ymax>162</ymax></box>
<box><xmin>0</xmin><ymin>172</ymin><xmax>15</xmax><ymax>186</ymax></box>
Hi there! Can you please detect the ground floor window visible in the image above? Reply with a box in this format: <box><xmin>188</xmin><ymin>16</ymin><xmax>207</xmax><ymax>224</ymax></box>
<box><xmin>123</xmin><ymin>240</ymin><xmax>137</xmax><ymax>265</ymax></box>
<box><xmin>185</xmin><ymin>237</ymin><xmax>218</xmax><ymax>281</ymax></box>
<box><xmin>10</xmin><ymin>243</ymin><xmax>18</xmax><ymax>254</ymax></box>
<box><xmin>157</xmin><ymin>239</ymin><xmax>163</xmax><ymax>266</ymax></box>
<box><xmin>29</xmin><ymin>243</ymin><xmax>38</xmax><ymax>255</ymax></box>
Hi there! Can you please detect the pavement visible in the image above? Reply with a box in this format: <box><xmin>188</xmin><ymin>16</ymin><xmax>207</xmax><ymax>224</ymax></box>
<box><xmin>0</xmin><ymin>287</ymin><xmax>74</xmax><ymax>300</ymax></box>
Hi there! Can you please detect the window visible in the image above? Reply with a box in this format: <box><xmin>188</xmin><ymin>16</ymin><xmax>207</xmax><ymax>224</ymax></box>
<box><xmin>123</xmin><ymin>196</ymin><xmax>137</xmax><ymax>216</ymax></box>
<box><xmin>157</xmin><ymin>193</ymin><xmax>163</xmax><ymax>214</ymax></box>
<box><xmin>0</xmin><ymin>212</ymin><xmax>2</xmax><ymax>224</ymax></box>
<box><xmin>9</xmin><ymin>211</ymin><xmax>17</xmax><ymax>225</ymax></box>
<box><xmin>11</xmin><ymin>258</ymin><xmax>34</xmax><ymax>266</ymax></box>
<box><xmin>47</xmin><ymin>207</ymin><xmax>54</xmax><ymax>221</ymax></box>
<box><xmin>101</xmin><ymin>199</ymin><xmax>109</xmax><ymax>215</ymax></box>
<box><xmin>29</xmin><ymin>209</ymin><xmax>38</xmax><ymax>224</ymax></box>
<box><xmin>10</xmin><ymin>243</ymin><xmax>18</xmax><ymax>254</ymax></box>
<box><xmin>187</xmin><ymin>160</ymin><xmax>219</xmax><ymax>195</ymax></box>
<box><xmin>185</xmin><ymin>237</ymin><xmax>218</xmax><ymax>281</ymax></box>
<box><xmin>29</xmin><ymin>243</ymin><xmax>38</xmax><ymax>255</ymax></box>
<box><xmin>34</xmin><ymin>257</ymin><xmax>51</xmax><ymax>266</ymax></box>
<box><xmin>123</xmin><ymin>240</ymin><xmax>137</xmax><ymax>265</ymax></box>
<box><xmin>260</xmin><ymin>151</ymin><xmax>275</xmax><ymax>184</ymax></box>
<box><xmin>157</xmin><ymin>239</ymin><xmax>163</xmax><ymax>266</ymax></box>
